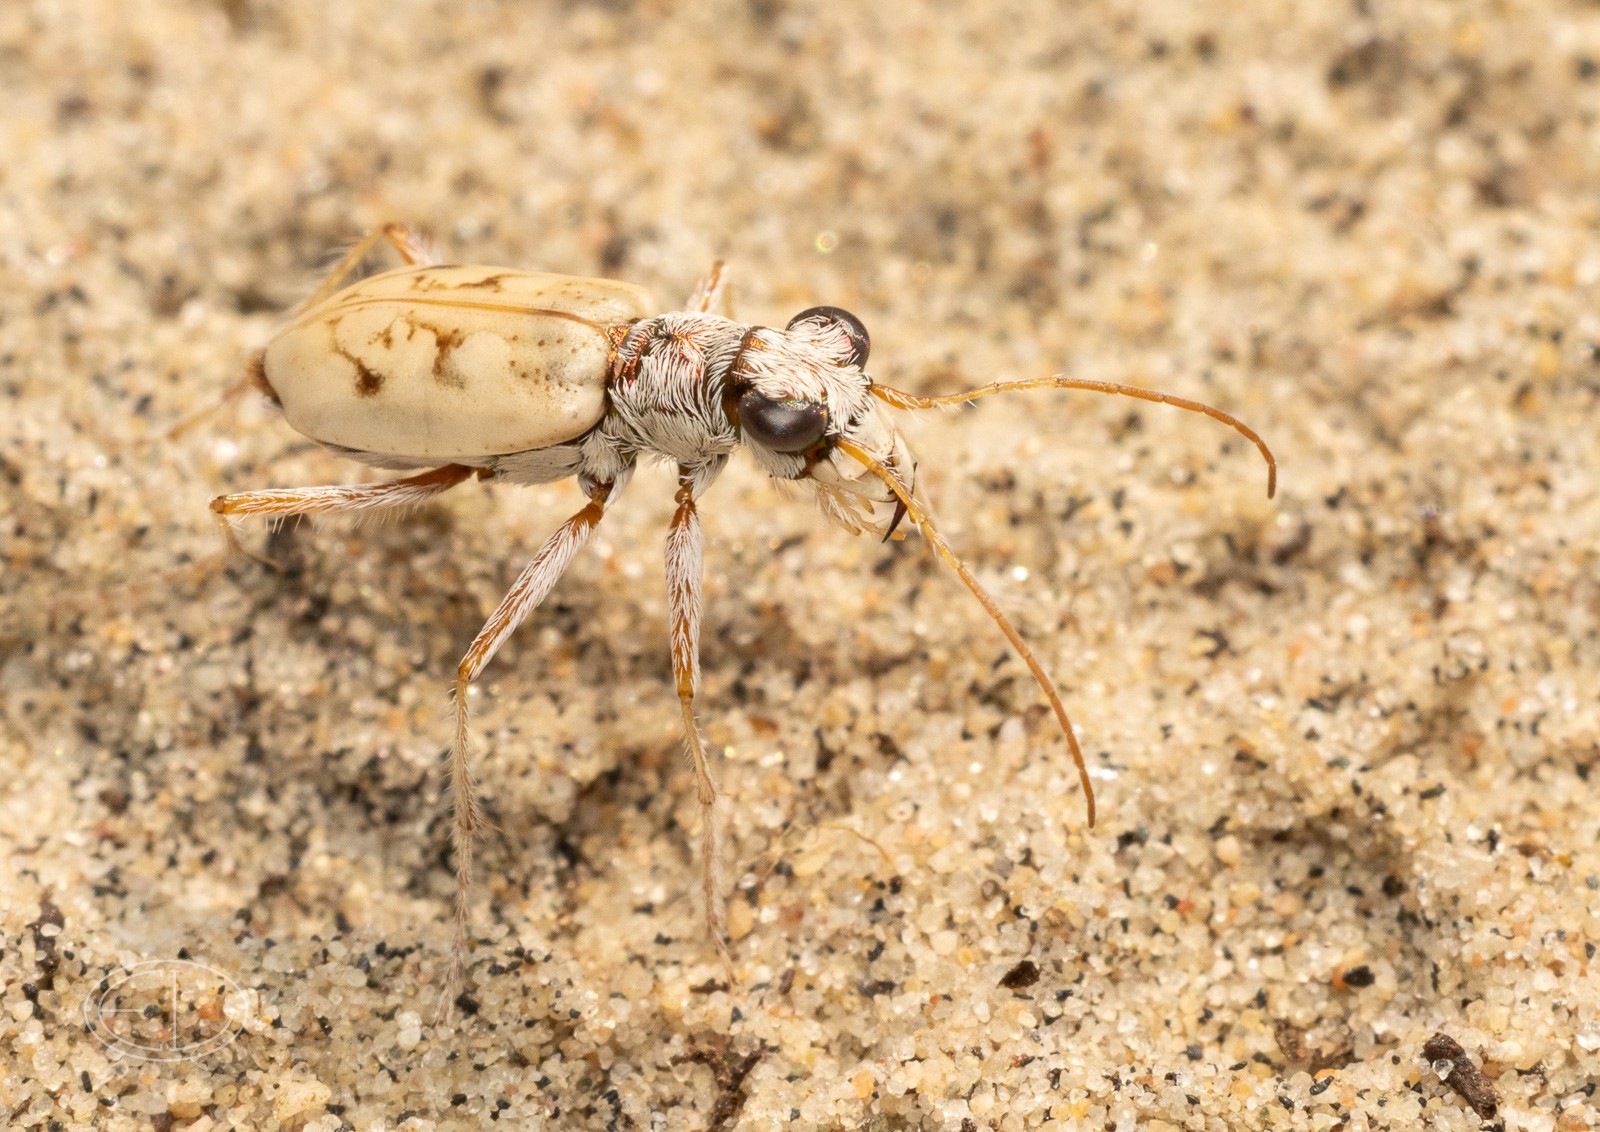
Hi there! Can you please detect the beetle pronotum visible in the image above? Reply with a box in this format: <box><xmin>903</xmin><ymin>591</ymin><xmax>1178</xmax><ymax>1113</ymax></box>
<box><xmin>211</xmin><ymin>224</ymin><xmax>1275</xmax><ymax>1018</ymax></box>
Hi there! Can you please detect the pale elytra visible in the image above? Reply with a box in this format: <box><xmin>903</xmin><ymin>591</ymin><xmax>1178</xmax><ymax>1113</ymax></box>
<box><xmin>210</xmin><ymin>224</ymin><xmax>1276</xmax><ymax>1018</ymax></box>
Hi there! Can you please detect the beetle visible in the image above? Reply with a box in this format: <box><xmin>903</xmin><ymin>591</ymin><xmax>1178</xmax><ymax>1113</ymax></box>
<box><xmin>211</xmin><ymin>223</ymin><xmax>1275</xmax><ymax>1017</ymax></box>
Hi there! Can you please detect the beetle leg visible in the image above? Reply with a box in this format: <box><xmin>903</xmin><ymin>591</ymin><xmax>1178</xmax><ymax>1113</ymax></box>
<box><xmin>173</xmin><ymin>226</ymin><xmax>439</xmax><ymax>440</ymax></box>
<box><xmin>377</xmin><ymin>222</ymin><xmax>435</xmax><ymax>266</ymax></box>
<box><xmin>209</xmin><ymin>464</ymin><xmax>477</xmax><ymax>564</ymax></box>
<box><xmin>683</xmin><ymin>259</ymin><xmax>733</xmax><ymax>318</ymax></box>
<box><xmin>165</xmin><ymin>372</ymin><xmax>257</xmax><ymax>441</ymax></box>
<box><xmin>439</xmin><ymin>480</ymin><xmax>613</xmax><ymax>1022</ymax></box>
<box><xmin>665</xmin><ymin>466</ymin><xmax>736</xmax><ymax>974</ymax></box>
<box><xmin>297</xmin><ymin>222</ymin><xmax>438</xmax><ymax>313</ymax></box>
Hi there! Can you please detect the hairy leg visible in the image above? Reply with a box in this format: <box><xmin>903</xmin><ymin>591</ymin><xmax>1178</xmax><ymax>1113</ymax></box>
<box><xmin>438</xmin><ymin>479</ymin><xmax>613</xmax><ymax>1022</ymax></box>
<box><xmin>170</xmin><ymin>223</ymin><xmax>438</xmax><ymax>440</ymax></box>
<box><xmin>665</xmin><ymin>463</ymin><xmax>734</xmax><ymax>972</ymax></box>
<box><xmin>683</xmin><ymin>260</ymin><xmax>733</xmax><ymax>317</ymax></box>
<box><xmin>298</xmin><ymin>222</ymin><xmax>436</xmax><ymax>311</ymax></box>
<box><xmin>209</xmin><ymin>464</ymin><xmax>478</xmax><ymax>562</ymax></box>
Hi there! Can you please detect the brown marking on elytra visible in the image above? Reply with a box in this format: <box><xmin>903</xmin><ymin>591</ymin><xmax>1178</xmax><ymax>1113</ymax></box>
<box><xmin>409</xmin><ymin>321</ymin><xmax>469</xmax><ymax>389</ymax></box>
<box><xmin>407</xmin><ymin>268</ymin><xmax>466</xmax><ymax>292</ymax></box>
<box><xmin>330</xmin><ymin>340</ymin><xmax>384</xmax><ymax>396</ymax></box>
<box><xmin>460</xmin><ymin>272</ymin><xmax>509</xmax><ymax>291</ymax></box>
<box><xmin>432</xmin><ymin>324</ymin><xmax>467</xmax><ymax>391</ymax></box>
<box><xmin>417</xmin><ymin>270</ymin><xmax>511</xmax><ymax>292</ymax></box>
<box><xmin>354</xmin><ymin>364</ymin><xmax>384</xmax><ymax>396</ymax></box>
<box><xmin>369</xmin><ymin>316</ymin><xmax>430</xmax><ymax>352</ymax></box>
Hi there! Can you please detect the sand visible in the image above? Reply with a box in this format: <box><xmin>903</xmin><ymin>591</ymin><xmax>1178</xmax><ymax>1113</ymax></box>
<box><xmin>2</xmin><ymin>1</ymin><xmax>1597</xmax><ymax>1129</ymax></box>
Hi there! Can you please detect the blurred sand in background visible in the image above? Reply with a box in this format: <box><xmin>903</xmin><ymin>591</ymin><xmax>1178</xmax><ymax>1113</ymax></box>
<box><xmin>2</xmin><ymin>1</ymin><xmax>1598</xmax><ymax>1128</ymax></box>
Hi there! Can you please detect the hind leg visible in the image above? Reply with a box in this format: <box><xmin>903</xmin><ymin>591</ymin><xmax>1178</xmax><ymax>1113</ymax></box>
<box><xmin>170</xmin><ymin>224</ymin><xmax>439</xmax><ymax>440</ymax></box>
<box><xmin>208</xmin><ymin>464</ymin><xmax>479</xmax><ymax>565</ymax></box>
<box><xmin>298</xmin><ymin>222</ymin><xmax>436</xmax><ymax>310</ymax></box>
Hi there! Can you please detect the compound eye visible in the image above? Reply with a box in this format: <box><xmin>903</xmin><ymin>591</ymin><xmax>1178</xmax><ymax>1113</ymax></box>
<box><xmin>738</xmin><ymin>389</ymin><xmax>830</xmax><ymax>453</ymax></box>
<box><xmin>786</xmin><ymin>305</ymin><xmax>870</xmax><ymax>368</ymax></box>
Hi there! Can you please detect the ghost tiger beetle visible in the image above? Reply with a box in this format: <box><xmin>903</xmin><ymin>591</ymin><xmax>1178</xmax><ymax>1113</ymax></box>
<box><xmin>210</xmin><ymin>223</ymin><xmax>1276</xmax><ymax>1018</ymax></box>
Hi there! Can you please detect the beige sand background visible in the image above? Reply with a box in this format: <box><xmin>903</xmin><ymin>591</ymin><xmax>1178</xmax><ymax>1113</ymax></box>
<box><xmin>3</xmin><ymin>2</ymin><xmax>1599</xmax><ymax>1129</ymax></box>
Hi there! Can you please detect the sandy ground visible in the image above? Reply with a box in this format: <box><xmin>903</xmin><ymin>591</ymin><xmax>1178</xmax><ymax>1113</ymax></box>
<box><xmin>3</xmin><ymin>1</ymin><xmax>1599</xmax><ymax>1129</ymax></box>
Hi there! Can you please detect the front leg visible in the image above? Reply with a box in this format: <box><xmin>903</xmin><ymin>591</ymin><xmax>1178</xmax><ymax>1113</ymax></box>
<box><xmin>664</xmin><ymin>462</ymin><xmax>734</xmax><ymax>970</ymax></box>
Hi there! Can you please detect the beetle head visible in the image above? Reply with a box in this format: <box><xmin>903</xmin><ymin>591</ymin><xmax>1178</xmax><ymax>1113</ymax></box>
<box><xmin>731</xmin><ymin>306</ymin><xmax>917</xmax><ymax>539</ymax></box>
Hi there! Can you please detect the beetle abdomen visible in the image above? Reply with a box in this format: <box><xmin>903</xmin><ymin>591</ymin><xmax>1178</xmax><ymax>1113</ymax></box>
<box><xmin>263</xmin><ymin>266</ymin><xmax>653</xmax><ymax>459</ymax></box>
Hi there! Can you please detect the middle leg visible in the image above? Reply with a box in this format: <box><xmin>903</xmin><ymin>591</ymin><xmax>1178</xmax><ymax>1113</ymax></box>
<box><xmin>439</xmin><ymin>478</ymin><xmax>614</xmax><ymax>1020</ymax></box>
<box><xmin>665</xmin><ymin>462</ymin><xmax>734</xmax><ymax>969</ymax></box>
<box><xmin>683</xmin><ymin>260</ymin><xmax>733</xmax><ymax>317</ymax></box>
